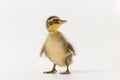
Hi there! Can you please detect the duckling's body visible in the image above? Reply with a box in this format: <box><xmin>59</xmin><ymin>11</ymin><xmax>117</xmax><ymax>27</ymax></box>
<box><xmin>40</xmin><ymin>16</ymin><xmax>75</xmax><ymax>74</ymax></box>
<box><xmin>45</xmin><ymin>31</ymin><xmax>73</xmax><ymax>66</ymax></box>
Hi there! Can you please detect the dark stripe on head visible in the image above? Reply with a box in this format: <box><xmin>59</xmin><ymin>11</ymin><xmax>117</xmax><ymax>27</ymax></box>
<box><xmin>47</xmin><ymin>16</ymin><xmax>59</xmax><ymax>21</ymax></box>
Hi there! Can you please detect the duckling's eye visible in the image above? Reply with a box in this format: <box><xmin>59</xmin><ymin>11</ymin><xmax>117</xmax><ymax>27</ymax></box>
<box><xmin>53</xmin><ymin>19</ymin><xmax>59</xmax><ymax>22</ymax></box>
<box><xmin>53</xmin><ymin>19</ymin><xmax>59</xmax><ymax>24</ymax></box>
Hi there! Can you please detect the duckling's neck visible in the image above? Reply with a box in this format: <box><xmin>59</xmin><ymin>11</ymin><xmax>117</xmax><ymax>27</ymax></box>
<box><xmin>49</xmin><ymin>30</ymin><xmax>58</xmax><ymax>34</ymax></box>
<box><xmin>48</xmin><ymin>25</ymin><xmax>59</xmax><ymax>33</ymax></box>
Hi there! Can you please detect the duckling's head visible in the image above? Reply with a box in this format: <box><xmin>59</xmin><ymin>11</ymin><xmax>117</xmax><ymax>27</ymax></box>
<box><xmin>46</xmin><ymin>16</ymin><xmax>67</xmax><ymax>33</ymax></box>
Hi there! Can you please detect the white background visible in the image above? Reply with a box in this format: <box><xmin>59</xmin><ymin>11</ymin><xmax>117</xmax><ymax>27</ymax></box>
<box><xmin>0</xmin><ymin>0</ymin><xmax>120</xmax><ymax>80</ymax></box>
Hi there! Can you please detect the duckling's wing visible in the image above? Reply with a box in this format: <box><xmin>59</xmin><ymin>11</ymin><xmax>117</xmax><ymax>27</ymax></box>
<box><xmin>63</xmin><ymin>42</ymin><xmax>75</xmax><ymax>55</ymax></box>
<box><xmin>57</xmin><ymin>32</ymin><xmax>75</xmax><ymax>55</ymax></box>
<box><xmin>40</xmin><ymin>44</ymin><xmax>45</xmax><ymax>57</ymax></box>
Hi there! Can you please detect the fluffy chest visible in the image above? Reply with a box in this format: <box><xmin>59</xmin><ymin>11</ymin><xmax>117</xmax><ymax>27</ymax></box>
<box><xmin>45</xmin><ymin>35</ymin><xmax>65</xmax><ymax>55</ymax></box>
<box><xmin>44</xmin><ymin>33</ymin><xmax>67</xmax><ymax>66</ymax></box>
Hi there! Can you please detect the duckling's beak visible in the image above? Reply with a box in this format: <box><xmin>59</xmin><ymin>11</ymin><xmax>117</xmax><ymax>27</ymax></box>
<box><xmin>60</xmin><ymin>20</ymin><xmax>67</xmax><ymax>24</ymax></box>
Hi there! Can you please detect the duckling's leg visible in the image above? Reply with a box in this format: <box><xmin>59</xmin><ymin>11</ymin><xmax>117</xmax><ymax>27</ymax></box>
<box><xmin>44</xmin><ymin>64</ymin><xmax>57</xmax><ymax>74</ymax></box>
<box><xmin>60</xmin><ymin>55</ymin><xmax>72</xmax><ymax>74</ymax></box>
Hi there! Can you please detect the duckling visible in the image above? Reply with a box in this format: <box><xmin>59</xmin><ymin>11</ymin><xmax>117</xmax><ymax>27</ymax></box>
<box><xmin>40</xmin><ymin>16</ymin><xmax>75</xmax><ymax>74</ymax></box>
